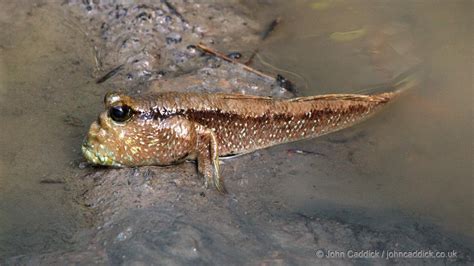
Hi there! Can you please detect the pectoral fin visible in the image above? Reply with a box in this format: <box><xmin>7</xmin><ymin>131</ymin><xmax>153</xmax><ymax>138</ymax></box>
<box><xmin>196</xmin><ymin>127</ymin><xmax>226</xmax><ymax>193</ymax></box>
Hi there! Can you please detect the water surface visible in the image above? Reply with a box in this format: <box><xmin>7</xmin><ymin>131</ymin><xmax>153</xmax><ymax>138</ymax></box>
<box><xmin>245</xmin><ymin>0</ymin><xmax>472</xmax><ymax>237</ymax></box>
<box><xmin>0</xmin><ymin>2</ymin><xmax>102</xmax><ymax>258</ymax></box>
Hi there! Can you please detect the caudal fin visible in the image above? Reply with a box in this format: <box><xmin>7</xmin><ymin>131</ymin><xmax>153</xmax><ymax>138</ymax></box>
<box><xmin>355</xmin><ymin>65</ymin><xmax>422</xmax><ymax>96</ymax></box>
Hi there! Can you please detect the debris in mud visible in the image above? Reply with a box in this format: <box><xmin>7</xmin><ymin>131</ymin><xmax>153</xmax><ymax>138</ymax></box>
<box><xmin>196</xmin><ymin>43</ymin><xmax>275</xmax><ymax>81</ymax></box>
<box><xmin>276</xmin><ymin>74</ymin><xmax>296</xmax><ymax>94</ymax></box>
<box><xmin>261</xmin><ymin>17</ymin><xmax>281</xmax><ymax>41</ymax></box>
<box><xmin>286</xmin><ymin>149</ymin><xmax>325</xmax><ymax>157</ymax></box>
<box><xmin>96</xmin><ymin>64</ymin><xmax>124</xmax><ymax>84</ymax></box>
<box><xmin>227</xmin><ymin>51</ymin><xmax>242</xmax><ymax>59</ymax></box>
<box><xmin>39</xmin><ymin>178</ymin><xmax>65</xmax><ymax>184</ymax></box>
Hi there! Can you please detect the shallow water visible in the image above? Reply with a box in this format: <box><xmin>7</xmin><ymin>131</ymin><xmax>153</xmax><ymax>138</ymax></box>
<box><xmin>0</xmin><ymin>2</ymin><xmax>102</xmax><ymax>258</ymax></box>
<box><xmin>0</xmin><ymin>0</ymin><xmax>472</xmax><ymax>260</ymax></box>
<box><xmin>245</xmin><ymin>0</ymin><xmax>472</xmax><ymax>236</ymax></box>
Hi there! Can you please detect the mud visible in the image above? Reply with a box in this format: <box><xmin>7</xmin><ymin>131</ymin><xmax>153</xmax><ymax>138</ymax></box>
<box><xmin>3</xmin><ymin>0</ymin><xmax>473</xmax><ymax>265</ymax></box>
<box><xmin>8</xmin><ymin>148</ymin><xmax>473</xmax><ymax>264</ymax></box>
<box><xmin>64</xmin><ymin>0</ymin><xmax>290</xmax><ymax>97</ymax></box>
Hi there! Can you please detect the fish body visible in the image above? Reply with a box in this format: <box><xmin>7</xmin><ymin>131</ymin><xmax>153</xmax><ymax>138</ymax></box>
<box><xmin>82</xmin><ymin>88</ymin><xmax>402</xmax><ymax>193</ymax></box>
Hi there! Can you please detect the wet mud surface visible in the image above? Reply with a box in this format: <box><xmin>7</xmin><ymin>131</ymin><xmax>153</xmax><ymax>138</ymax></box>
<box><xmin>66</xmin><ymin>0</ymin><xmax>291</xmax><ymax>97</ymax></box>
<box><xmin>3</xmin><ymin>0</ymin><xmax>473</xmax><ymax>264</ymax></box>
<box><xmin>8</xmin><ymin>148</ymin><xmax>474</xmax><ymax>264</ymax></box>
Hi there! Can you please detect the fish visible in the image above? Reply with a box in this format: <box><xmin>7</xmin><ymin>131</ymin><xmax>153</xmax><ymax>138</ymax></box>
<box><xmin>82</xmin><ymin>71</ymin><xmax>418</xmax><ymax>193</ymax></box>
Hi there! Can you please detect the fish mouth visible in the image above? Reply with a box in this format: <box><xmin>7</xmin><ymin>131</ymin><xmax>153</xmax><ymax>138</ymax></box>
<box><xmin>81</xmin><ymin>140</ymin><xmax>122</xmax><ymax>167</ymax></box>
<box><xmin>81</xmin><ymin>143</ymin><xmax>100</xmax><ymax>164</ymax></box>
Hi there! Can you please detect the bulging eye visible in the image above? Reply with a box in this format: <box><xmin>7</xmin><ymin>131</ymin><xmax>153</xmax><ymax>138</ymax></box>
<box><xmin>109</xmin><ymin>105</ymin><xmax>132</xmax><ymax>123</ymax></box>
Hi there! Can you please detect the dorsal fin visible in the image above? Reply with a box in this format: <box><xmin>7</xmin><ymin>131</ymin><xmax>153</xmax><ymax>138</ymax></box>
<box><xmin>287</xmin><ymin>93</ymin><xmax>393</xmax><ymax>103</ymax></box>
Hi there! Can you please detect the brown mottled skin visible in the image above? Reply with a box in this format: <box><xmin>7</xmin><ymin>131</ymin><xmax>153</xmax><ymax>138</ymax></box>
<box><xmin>82</xmin><ymin>87</ymin><xmax>407</xmax><ymax>193</ymax></box>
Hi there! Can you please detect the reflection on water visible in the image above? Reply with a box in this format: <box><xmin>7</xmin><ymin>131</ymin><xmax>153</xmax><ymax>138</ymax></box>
<box><xmin>0</xmin><ymin>0</ymin><xmax>471</xmax><ymax>259</ymax></box>
<box><xmin>0</xmin><ymin>2</ymin><xmax>101</xmax><ymax>258</ymax></box>
<box><xmin>246</xmin><ymin>0</ymin><xmax>472</xmax><ymax>236</ymax></box>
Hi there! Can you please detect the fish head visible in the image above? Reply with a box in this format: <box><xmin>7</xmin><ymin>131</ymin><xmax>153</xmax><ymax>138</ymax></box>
<box><xmin>82</xmin><ymin>92</ymin><xmax>167</xmax><ymax>167</ymax></box>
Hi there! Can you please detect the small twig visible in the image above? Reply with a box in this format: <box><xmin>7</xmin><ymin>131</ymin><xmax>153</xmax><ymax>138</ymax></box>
<box><xmin>96</xmin><ymin>64</ymin><xmax>124</xmax><ymax>84</ymax></box>
<box><xmin>196</xmin><ymin>43</ymin><xmax>275</xmax><ymax>81</ymax></box>
<box><xmin>245</xmin><ymin>17</ymin><xmax>281</xmax><ymax>66</ymax></box>
<box><xmin>261</xmin><ymin>17</ymin><xmax>281</xmax><ymax>41</ymax></box>
<box><xmin>40</xmin><ymin>178</ymin><xmax>65</xmax><ymax>184</ymax></box>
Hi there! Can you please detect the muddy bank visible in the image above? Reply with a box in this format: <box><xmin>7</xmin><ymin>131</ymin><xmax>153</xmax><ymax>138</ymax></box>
<box><xmin>9</xmin><ymin>151</ymin><xmax>473</xmax><ymax>264</ymax></box>
<box><xmin>64</xmin><ymin>0</ymin><xmax>291</xmax><ymax>97</ymax></box>
<box><xmin>4</xmin><ymin>0</ymin><xmax>473</xmax><ymax>264</ymax></box>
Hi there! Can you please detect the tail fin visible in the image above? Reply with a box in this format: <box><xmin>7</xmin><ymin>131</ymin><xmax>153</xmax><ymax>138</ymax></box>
<box><xmin>287</xmin><ymin>65</ymin><xmax>422</xmax><ymax>104</ymax></box>
<box><xmin>355</xmin><ymin>65</ymin><xmax>422</xmax><ymax>96</ymax></box>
